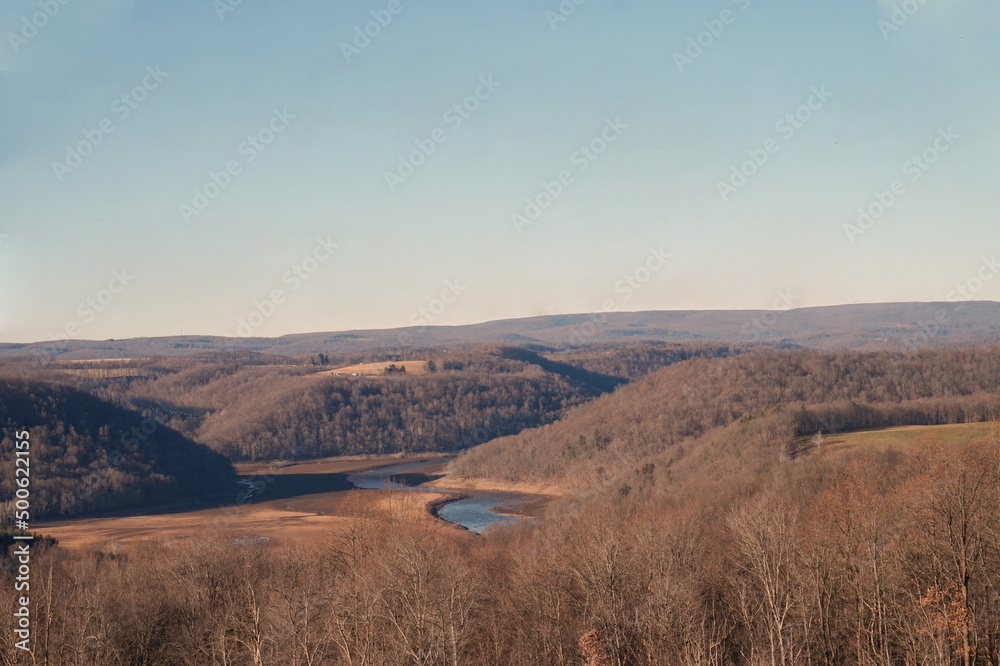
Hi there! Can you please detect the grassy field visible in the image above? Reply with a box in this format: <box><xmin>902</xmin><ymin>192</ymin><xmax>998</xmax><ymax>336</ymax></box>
<box><xmin>800</xmin><ymin>421</ymin><xmax>999</xmax><ymax>456</ymax></box>
<box><xmin>315</xmin><ymin>360</ymin><xmax>431</xmax><ymax>376</ymax></box>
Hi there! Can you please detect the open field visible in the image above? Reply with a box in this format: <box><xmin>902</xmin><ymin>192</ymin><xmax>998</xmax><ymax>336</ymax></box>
<box><xmin>798</xmin><ymin>421</ymin><xmax>1000</xmax><ymax>456</ymax></box>
<box><xmin>315</xmin><ymin>360</ymin><xmax>431</xmax><ymax>376</ymax></box>
<box><xmin>34</xmin><ymin>454</ymin><xmax>458</xmax><ymax>549</ymax></box>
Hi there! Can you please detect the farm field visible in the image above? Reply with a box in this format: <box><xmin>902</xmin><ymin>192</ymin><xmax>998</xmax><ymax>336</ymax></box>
<box><xmin>316</xmin><ymin>360</ymin><xmax>431</xmax><ymax>376</ymax></box>
<box><xmin>801</xmin><ymin>421</ymin><xmax>999</xmax><ymax>455</ymax></box>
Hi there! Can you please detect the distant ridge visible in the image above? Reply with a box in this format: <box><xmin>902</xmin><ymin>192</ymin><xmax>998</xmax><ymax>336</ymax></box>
<box><xmin>3</xmin><ymin>301</ymin><xmax>999</xmax><ymax>360</ymax></box>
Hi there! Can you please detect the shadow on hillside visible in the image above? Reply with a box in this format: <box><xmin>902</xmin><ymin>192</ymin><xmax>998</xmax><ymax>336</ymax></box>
<box><xmin>241</xmin><ymin>473</ymin><xmax>354</xmax><ymax>503</ymax></box>
<box><xmin>37</xmin><ymin>473</ymin><xmax>356</xmax><ymax>524</ymax></box>
<box><xmin>496</xmin><ymin>346</ymin><xmax>626</xmax><ymax>394</ymax></box>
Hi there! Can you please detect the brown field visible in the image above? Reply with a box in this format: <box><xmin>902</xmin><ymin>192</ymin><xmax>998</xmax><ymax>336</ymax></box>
<box><xmin>315</xmin><ymin>360</ymin><xmax>431</xmax><ymax>376</ymax></box>
<box><xmin>795</xmin><ymin>421</ymin><xmax>999</xmax><ymax>457</ymax></box>
<box><xmin>35</xmin><ymin>454</ymin><xmax>460</xmax><ymax>549</ymax></box>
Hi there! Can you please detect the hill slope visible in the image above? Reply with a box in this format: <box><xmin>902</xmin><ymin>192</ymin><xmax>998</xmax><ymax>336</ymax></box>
<box><xmin>0</xmin><ymin>380</ymin><xmax>237</xmax><ymax>518</ymax></box>
<box><xmin>52</xmin><ymin>346</ymin><xmax>628</xmax><ymax>461</ymax></box>
<box><xmin>450</xmin><ymin>347</ymin><xmax>1000</xmax><ymax>487</ymax></box>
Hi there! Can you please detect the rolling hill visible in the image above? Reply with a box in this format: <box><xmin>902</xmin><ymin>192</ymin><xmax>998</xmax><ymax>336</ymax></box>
<box><xmin>2</xmin><ymin>301</ymin><xmax>999</xmax><ymax>360</ymax></box>
<box><xmin>17</xmin><ymin>346</ymin><xmax>632</xmax><ymax>461</ymax></box>
<box><xmin>449</xmin><ymin>347</ymin><xmax>1000</xmax><ymax>488</ymax></box>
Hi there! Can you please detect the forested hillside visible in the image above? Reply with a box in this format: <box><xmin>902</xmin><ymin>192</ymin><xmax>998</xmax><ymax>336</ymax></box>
<box><xmin>544</xmin><ymin>342</ymin><xmax>737</xmax><ymax>381</ymax></box>
<box><xmin>451</xmin><ymin>348</ymin><xmax>1000</xmax><ymax>486</ymax></box>
<box><xmin>1</xmin><ymin>347</ymin><xmax>999</xmax><ymax>664</ymax></box>
<box><xmin>2</xmin><ymin>410</ymin><xmax>996</xmax><ymax>664</ymax></box>
<box><xmin>32</xmin><ymin>346</ymin><xmax>628</xmax><ymax>461</ymax></box>
<box><xmin>0</xmin><ymin>343</ymin><xmax>741</xmax><ymax>464</ymax></box>
<box><xmin>0</xmin><ymin>380</ymin><xmax>236</xmax><ymax>519</ymax></box>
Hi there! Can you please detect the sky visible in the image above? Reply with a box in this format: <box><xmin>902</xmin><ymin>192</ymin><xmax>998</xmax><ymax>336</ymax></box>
<box><xmin>1</xmin><ymin>0</ymin><xmax>998</xmax><ymax>343</ymax></box>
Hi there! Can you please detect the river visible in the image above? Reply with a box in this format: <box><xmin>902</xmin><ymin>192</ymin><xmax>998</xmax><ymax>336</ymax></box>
<box><xmin>346</xmin><ymin>460</ymin><xmax>536</xmax><ymax>533</ymax></box>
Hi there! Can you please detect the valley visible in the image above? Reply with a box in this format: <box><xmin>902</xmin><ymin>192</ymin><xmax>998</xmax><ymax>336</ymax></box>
<box><xmin>33</xmin><ymin>453</ymin><xmax>549</xmax><ymax>548</ymax></box>
<box><xmin>6</xmin><ymin>3</ymin><xmax>998</xmax><ymax>661</ymax></box>
<box><xmin>3</xmin><ymin>332</ymin><xmax>1000</xmax><ymax>665</ymax></box>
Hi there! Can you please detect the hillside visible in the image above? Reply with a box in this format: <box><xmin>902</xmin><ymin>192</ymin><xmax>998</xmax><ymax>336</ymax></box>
<box><xmin>13</xmin><ymin>346</ymin><xmax>632</xmax><ymax>461</ymax></box>
<box><xmin>3</xmin><ymin>301</ymin><xmax>1000</xmax><ymax>360</ymax></box>
<box><xmin>6</xmin><ymin>352</ymin><xmax>998</xmax><ymax>665</ymax></box>
<box><xmin>543</xmin><ymin>342</ymin><xmax>736</xmax><ymax>381</ymax></box>
<box><xmin>450</xmin><ymin>348</ymin><xmax>1000</xmax><ymax>487</ymax></box>
<box><xmin>0</xmin><ymin>380</ymin><xmax>236</xmax><ymax>519</ymax></box>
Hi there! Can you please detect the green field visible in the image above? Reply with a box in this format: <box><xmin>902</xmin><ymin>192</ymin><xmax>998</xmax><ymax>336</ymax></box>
<box><xmin>801</xmin><ymin>421</ymin><xmax>999</xmax><ymax>455</ymax></box>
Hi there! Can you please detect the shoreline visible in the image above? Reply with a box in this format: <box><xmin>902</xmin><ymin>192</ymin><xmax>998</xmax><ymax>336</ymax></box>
<box><xmin>488</xmin><ymin>496</ymin><xmax>551</xmax><ymax>519</ymax></box>
<box><xmin>423</xmin><ymin>475</ymin><xmax>565</xmax><ymax>497</ymax></box>
<box><xmin>425</xmin><ymin>493</ymin><xmax>472</xmax><ymax>530</ymax></box>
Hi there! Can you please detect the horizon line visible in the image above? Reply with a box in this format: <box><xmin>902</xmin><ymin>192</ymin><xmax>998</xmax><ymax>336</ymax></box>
<box><xmin>3</xmin><ymin>299</ymin><xmax>998</xmax><ymax>346</ymax></box>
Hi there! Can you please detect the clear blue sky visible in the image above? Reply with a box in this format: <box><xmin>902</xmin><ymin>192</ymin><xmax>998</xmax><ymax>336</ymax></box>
<box><xmin>1</xmin><ymin>0</ymin><xmax>997</xmax><ymax>342</ymax></box>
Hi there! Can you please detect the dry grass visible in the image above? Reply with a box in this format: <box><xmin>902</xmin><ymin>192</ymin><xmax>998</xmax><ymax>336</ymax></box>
<box><xmin>313</xmin><ymin>360</ymin><xmax>431</xmax><ymax>376</ymax></box>
<box><xmin>36</xmin><ymin>499</ymin><xmax>348</xmax><ymax>548</ymax></box>
<box><xmin>804</xmin><ymin>421</ymin><xmax>999</xmax><ymax>456</ymax></box>
<box><xmin>35</xmin><ymin>455</ymin><xmax>456</xmax><ymax>549</ymax></box>
<box><xmin>33</xmin><ymin>453</ymin><xmax>547</xmax><ymax>548</ymax></box>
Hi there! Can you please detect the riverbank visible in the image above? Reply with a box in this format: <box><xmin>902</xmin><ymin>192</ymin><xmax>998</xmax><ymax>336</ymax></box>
<box><xmin>489</xmin><ymin>496</ymin><xmax>551</xmax><ymax>519</ymax></box>
<box><xmin>348</xmin><ymin>460</ymin><xmax>553</xmax><ymax>532</ymax></box>
<box><xmin>33</xmin><ymin>454</ymin><xmax>450</xmax><ymax>548</ymax></box>
<box><xmin>423</xmin><ymin>475</ymin><xmax>566</xmax><ymax>497</ymax></box>
<box><xmin>33</xmin><ymin>454</ymin><xmax>553</xmax><ymax>547</ymax></box>
<box><xmin>420</xmin><ymin>473</ymin><xmax>559</xmax><ymax>525</ymax></box>
<box><xmin>426</xmin><ymin>493</ymin><xmax>472</xmax><ymax>526</ymax></box>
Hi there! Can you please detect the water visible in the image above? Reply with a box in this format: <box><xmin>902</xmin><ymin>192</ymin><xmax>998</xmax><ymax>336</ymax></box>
<box><xmin>347</xmin><ymin>461</ymin><xmax>435</xmax><ymax>490</ymax></box>
<box><xmin>435</xmin><ymin>492</ymin><xmax>519</xmax><ymax>533</ymax></box>
<box><xmin>346</xmin><ymin>461</ymin><xmax>531</xmax><ymax>533</ymax></box>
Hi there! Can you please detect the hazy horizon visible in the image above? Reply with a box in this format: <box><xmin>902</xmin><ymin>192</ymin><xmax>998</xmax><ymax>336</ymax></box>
<box><xmin>2</xmin><ymin>0</ymin><xmax>998</xmax><ymax>343</ymax></box>
<box><xmin>3</xmin><ymin>299</ymin><xmax>1000</xmax><ymax>347</ymax></box>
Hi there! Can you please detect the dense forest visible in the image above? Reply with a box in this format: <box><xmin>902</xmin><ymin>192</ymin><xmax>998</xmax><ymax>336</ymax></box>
<box><xmin>1</xmin><ymin>345</ymin><xmax>999</xmax><ymax>664</ymax></box>
<box><xmin>2</xmin><ymin>345</ymin><xmax>690</xmax><ymax>461</ymax></box>
<box><xmin>543</xmin><ymin>342</ymin><xmax>738</xmax><ymax>381</ymax></box>
<box><xmin>451</xmin><ymin>348</ymin><xmax>1000</xmax><ymax>486</ymax></box>
<box><xmin>0</xmin><ymin>380</ymin><xmax>236</xmax><ymax>519</ymax></box>
<box><xmin>121</xmin><ymin>346</ymin><xmax>616</xmax><ymax>460</ymax></box>
<box><xmin>1</xmin><ymin>411</ymin><xmax>996</xmax><ymax>664</ymax></box>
